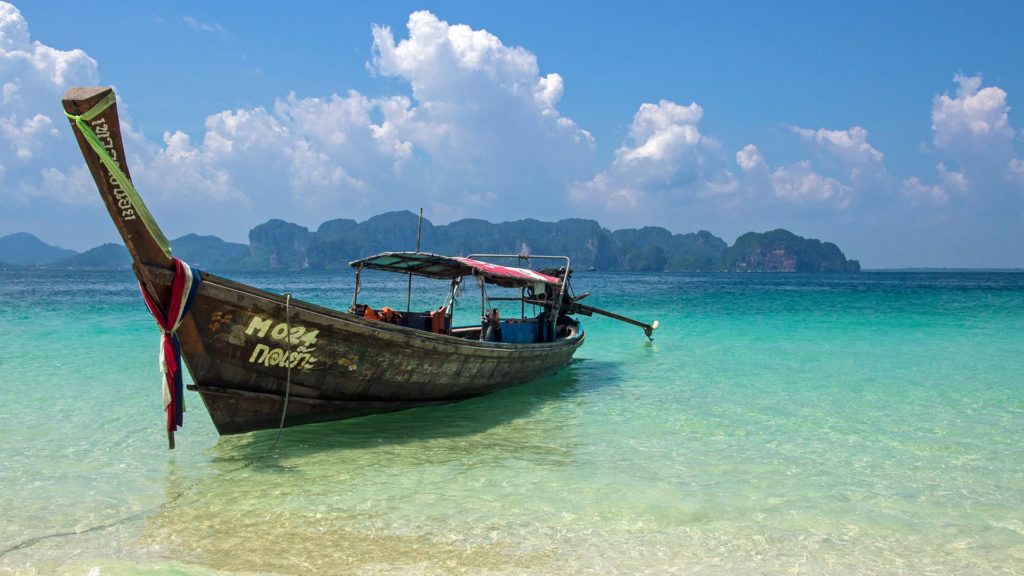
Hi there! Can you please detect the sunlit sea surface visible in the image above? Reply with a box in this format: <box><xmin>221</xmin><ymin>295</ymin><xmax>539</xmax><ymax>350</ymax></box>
<box><xmin>1</xmin><ymin>269</ymin><xmax>1022</xmax><ymax>575</ymax></box>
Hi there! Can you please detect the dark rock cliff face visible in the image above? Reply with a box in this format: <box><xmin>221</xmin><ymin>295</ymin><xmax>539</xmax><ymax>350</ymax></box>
<box><xmin>245</xmin><ymin>216</ymin><xmax>853</xmax><ymax>273</ymax></box>
<box><xmin>722</xmin><ymin>229</ymin><xmax>860</xmax><ymax>272</ymax></box>
<box><xmin>242</xmin><ymin>219</ymin><xmax>312</xmax><ymax>270</ymax></box>
<box><xmin>306</xmin><ymin>218</ymin><xmax>360</xmax><ymax>269</ymax></box>
<box><xmin>232</xmin><ymin>214</ymin><xmax>691</xmax><ymax>272</ymax></box>
<box><xmin>612</xmin><ymin>227</ymin><xmax>727</xmax><ymax>272</ymax></box>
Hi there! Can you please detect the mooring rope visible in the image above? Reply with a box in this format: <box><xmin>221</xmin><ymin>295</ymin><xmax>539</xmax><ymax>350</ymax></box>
<box><xmin>264</xmin><ymin>292</ymin><xmax>294</xmax><ymax>456</ymax></box>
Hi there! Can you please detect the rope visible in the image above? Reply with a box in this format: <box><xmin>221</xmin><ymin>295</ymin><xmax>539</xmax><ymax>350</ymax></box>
<box><xmin>64</xmin><ymin>93</ymin><xmax>172</xmax><ymax>258</ymax></box>
<box><xmin>261</xmin><ymin>292</ymin><xmax>293</xmax><ymax>458</ymax></box>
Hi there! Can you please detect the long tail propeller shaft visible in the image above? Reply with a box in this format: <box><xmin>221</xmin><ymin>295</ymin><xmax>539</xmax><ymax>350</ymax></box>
<box><xmin>573</xmin><ymin>302</ymin><xmax>659</xmax><ymax>341</ymax></box>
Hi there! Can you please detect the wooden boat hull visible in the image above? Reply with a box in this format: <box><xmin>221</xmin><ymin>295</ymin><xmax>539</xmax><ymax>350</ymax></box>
<box><xmin>156</xmin><ymin>267</ymin><xmax>585</xmax><ymax>435</ymax></box>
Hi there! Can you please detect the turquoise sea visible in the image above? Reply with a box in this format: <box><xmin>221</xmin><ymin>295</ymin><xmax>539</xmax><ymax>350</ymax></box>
<box><xmin>1</xmin><ymin>269</ymin><xmax>1023</xmax><ymax>575</ymax></box>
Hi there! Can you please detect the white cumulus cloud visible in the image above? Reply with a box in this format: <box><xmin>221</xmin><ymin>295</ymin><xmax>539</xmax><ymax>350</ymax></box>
<box><xmin>902</xmin><ymin>75</ymin><xmax>1023</xmax><ymax>208</ymax></box>
<box><xmin>570</xmin><ymin>99</ymin><xmax>737</xmax><ymax>214</ymax></box>
<box><xmin>0</xmin><ymin>112</ymin><xmax>57</xmax><ymax>161</ymax></box>
<box><xmin>900</xmin><ymin>163</ymin><xmax>967</xmax><ymax>206</ymax></box>
<box><xmin>0</xmin><ymin>1</ymin><xmax>99</xmax><ymax>207</ymax></box>
<box><xmin>790</xmin><ymin>125</ymin><xmax>890</xmax><ymax>197</ymax></box>
<box><xmin>793</xmin><ymin>126</ymin><xmax>884</xmax><ymax>167</ymax></box>
<box><xmin>736</xmin><ymin>144</ymin><xmax>765</xmax><ymax>172</ymax></box>
<box><xmin>930</xmin><ymin>74</ymin><xmax>1020</xmax><ymax>188</ymax></box>
<box><xmin>932</xmin><ymin>74</ymin><xmax>1014</xmax><ymax>156</ymax></box>
<box><xmin>770</xmin><ymin>161</ymin><xmax>852</xmax><ymax>208</ymax></box>
<box><xmin>1009</xmin><ymin>158</ymin><xmax>1024</xmax><ymax>186</ymax></box>
<box><xmin>368</xmin><ymin>10</ymin><xmax>594</xmax><ymax>221</ymax></box>
<box><xmin>132</xmin><ymin>91</ymin><xmax>407</xmax><ymax>236</ymax></box>
<box><xmin>736</xmin><ymin>127</ymin><xmax>884</xmax><ymax>209</ymax></box>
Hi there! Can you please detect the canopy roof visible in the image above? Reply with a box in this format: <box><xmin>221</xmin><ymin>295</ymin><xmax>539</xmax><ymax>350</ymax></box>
<box><xmin>350</xmin><ymin>252</ymin><xmax>562</xmax><ymax>287</ymax></box>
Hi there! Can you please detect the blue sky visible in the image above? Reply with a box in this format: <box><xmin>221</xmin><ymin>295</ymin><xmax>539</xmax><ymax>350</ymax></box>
<box><xmin>3</xmin><ymin>1</ymin><xmax>1024</xmax><ymax>267</ymax></box>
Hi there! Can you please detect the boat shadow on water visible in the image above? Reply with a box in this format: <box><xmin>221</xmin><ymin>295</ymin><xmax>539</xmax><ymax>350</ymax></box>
<box><xmin>207</xmin><ymin>358</ymin><xmax>624</xmax><ymax>465</ymax></box>
<box><xmin>140</xmin><ymin>360</ymin><xmax>621</xmax><ymax>573</ymax></box>
<box><xmin>134</xmin><ymin>360</ymin><xmax>626</xmax><ymax>563</ymax></box>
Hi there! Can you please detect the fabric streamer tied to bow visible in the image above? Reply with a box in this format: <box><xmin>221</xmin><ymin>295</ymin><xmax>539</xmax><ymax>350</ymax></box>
<box><xmin>139</xmin><ymin>258</ymin><xmax>202</xmax><ymax>448</ymax></box>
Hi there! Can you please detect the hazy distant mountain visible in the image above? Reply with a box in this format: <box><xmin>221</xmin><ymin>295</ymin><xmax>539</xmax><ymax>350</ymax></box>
<box><xmin>56</xmin><ymin>243</ymin><xmax>132</xmax><ymax>269</ymax></box>
<box><xmin>4</xmin><ymin>214</ymin><xmax>861</xmax><ymax>273</ymax></box>
<box><xmin>0</xmin><ymin>232</ymin><xmax>78</xmax><ymax>266</ymax></box>
<box><xmin>48</xmin><ymin>235</ymin><xmax>250</xmax><ymax>271</ymax></box>
<box><xmin>171</xmin><ymin>234</ymin><xmax>249</xmax><ymax>270</ymax></box>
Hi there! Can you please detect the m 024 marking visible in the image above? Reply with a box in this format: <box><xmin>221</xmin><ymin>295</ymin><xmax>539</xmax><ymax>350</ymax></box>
<box><xmin>245</xmin><ymin>315</ymin><xmax>319</xmax><ymax>346</ymax></box>
<box><xmin>244</xmin><ymin>314</ymin><xmax>319</xmax><ymax>370</ymax></box>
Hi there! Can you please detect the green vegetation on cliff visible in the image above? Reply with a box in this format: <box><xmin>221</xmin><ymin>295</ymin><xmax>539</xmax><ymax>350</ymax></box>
<box><xmin>722</xmin><ymin>229</ymin><xmax>860</xmax><ymax>272</ymax></box>
<box><xmin>239</xmin><ymin>213</ymin><xmax>729</xmax><ymax>272</ymax></box>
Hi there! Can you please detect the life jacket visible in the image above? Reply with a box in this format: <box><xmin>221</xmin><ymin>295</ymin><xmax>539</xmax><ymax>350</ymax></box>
<box><xmin>363</xmin><ymin>306</ymin><xmax>381</xmax><ymax>321</ymax></box>
<box><xmin>430</xmin><ymin>306</ymin><xmax>447</xmax><ymax>333</ymax></box>
<box><xmin>380</xmin><ymin>306</ymin><xmax>401</xmax><ymax>324</ymax></box>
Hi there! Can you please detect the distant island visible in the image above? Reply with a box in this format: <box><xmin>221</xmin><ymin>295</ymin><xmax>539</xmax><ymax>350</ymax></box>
<box><xmin>0</xmin><ymin>212</ymin><xmax>860</xmax><ymax>273</ymax></box>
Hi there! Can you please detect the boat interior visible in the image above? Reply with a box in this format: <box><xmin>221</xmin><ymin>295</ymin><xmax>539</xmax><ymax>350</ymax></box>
<box><xmin>348</xmin><ymin>302</ymin><xmax>578</xmax><ymax>344</ymax></box>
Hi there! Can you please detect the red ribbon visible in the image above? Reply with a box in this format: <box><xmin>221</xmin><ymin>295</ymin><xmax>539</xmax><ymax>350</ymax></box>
<box><xmin>139</xmin><ymin>258</ymin><xmax>201</xmax><ymax>439</ymax></box>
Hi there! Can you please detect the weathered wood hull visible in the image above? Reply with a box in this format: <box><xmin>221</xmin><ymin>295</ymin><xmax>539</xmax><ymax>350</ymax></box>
<box><xmin>155</xmin><ymin>267</ymin><xmax>585</xmax><ymax>435</ymax></box>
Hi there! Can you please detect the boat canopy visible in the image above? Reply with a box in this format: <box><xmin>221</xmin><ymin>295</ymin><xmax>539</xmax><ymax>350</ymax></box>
<box><xmin>350</xmin><ymin>252</ymin><xmax>562</xmax><ymax>288</ymax></box>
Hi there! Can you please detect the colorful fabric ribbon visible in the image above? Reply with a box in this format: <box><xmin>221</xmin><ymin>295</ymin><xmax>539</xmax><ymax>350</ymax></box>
<box><xmin>139</xmin><ymin>258</ymin><xmax>202</xmax><ymax>434</ymax></box>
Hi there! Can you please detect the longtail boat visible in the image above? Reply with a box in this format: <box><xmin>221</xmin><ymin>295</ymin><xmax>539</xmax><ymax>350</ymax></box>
<box><xmin>62</xmin><ymin>87</ymin><xmax>657</xmax><ymax>448</ymax></box>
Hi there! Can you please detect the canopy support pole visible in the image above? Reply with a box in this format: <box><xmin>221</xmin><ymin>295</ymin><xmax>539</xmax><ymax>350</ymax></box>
<box><xmin>406</xmin><ymin>208</ymin><xmax>424</xmax><ymax>315</ymax></box>
<box><xmin>352</xmin><ymin>265</ymin><xmax>362</xmax><ymax>309</ymax></box>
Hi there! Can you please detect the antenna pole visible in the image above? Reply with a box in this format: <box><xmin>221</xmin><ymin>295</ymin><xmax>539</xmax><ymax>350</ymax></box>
<box><xmin>407</xmin><ymin>208</ymin><xmax>423</xmax><ymax>314</ymax></box>
<box><xmin>416</xmin><ymin>207</ymin><xmax>423</xmax><ymax>252</ymax></box>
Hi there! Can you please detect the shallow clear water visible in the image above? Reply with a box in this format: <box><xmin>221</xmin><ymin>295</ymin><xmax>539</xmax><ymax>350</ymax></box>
<box><xmin>1</xmin><ymin>269</ymin><xmax>1022</xmax><ymax>574</ymax></box>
